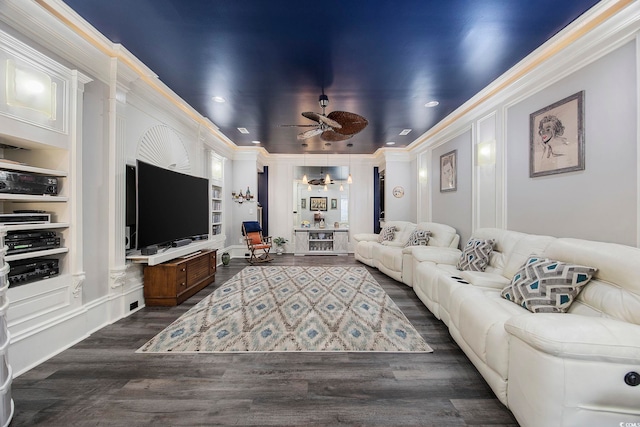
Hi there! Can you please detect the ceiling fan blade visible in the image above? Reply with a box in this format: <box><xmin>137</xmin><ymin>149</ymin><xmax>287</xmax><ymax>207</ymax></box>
<box><xmin>321</xmin><ymin>130</ymin><xmax>353</xmax><ymax>142</ymax></box>
<box><xmin>301</xmin><ymin>112</ymin><xmax>342</xmax><ymax>129</ymax></box>
<box><xmin>327</xmin><ymin>111</ymin><xmax>368</xmax><ymax>136</ymax></box>
<box><xmin>297</xmin><ymin>128</ymin><xmax>323</xmax><ymax>140</ymax></box>
<box><xmin>316</xmin><ymin>115</ymin><xmax>342</xmax><ymax>129</ymax></box>
<box><xmin>279</xmin><ymin>124</ymin><xmax>319</xmax><ymax>127</ymax></box>
<box><xmin>301</xmin><ymin>112</ymin><xmax>323</xmax><ymax>123</ymax></box>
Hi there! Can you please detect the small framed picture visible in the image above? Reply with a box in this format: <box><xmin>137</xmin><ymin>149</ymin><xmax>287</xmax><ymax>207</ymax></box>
<box><xmin>530</xmin><ymin>91</ymin><xmax>585</xmax><ymax>177</ymax></box>
<box><xmin>440</xmin><ymin>150</ymin><xmax>457</xmax><ymax>192</ymax></box>
<box><xmin>301</xmin><ymin>198</ymin><xmax>307</xmax><ymax>209</ymax></box>
<box><xmin>331</xmin><ymin>198</ymin><xmax>337</xmax><ymax>209</ymax></box>
<box><xmin>310</xmin><ymin>196</ymin><xmax>327</xmax><ymax>211</ymax></box>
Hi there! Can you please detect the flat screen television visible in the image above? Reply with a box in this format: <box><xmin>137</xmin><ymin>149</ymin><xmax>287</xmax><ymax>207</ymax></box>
<box><xmin>136</xmin><ymin>160</ymin><xmax>209</xmax><ymax>249</ymax></box>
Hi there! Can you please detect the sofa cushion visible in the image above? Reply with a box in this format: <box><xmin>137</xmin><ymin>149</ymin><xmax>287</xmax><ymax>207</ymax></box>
<box><xmin>417</xmin><ymin>222</ymin><xmax>460</xmax><ymax>248</ymax></box>
<box><xmin>501</xmin><ymin>256</ymin><xmax>597</xmax><ymax>313</ymax></box>
<box><xmin>544</xmin><ymin>238</ymin><xmax>640</xmax><ymax>325</ymax></box>
<box><xmin>405</xmin><ymin>229</ymin><xmax>431</xmax><ymax>247</ymax></box>
<box><xmin>502</xmin><ymin>234</ymin><xmax>556</xmax><ymax>280</ymax></box>
<box><xmin>457</xmin><ymin>238</ymin><xmax>494</xmax><ymax>271</ymax></box>
<box><xmin>378</xmin><ymin>225</ymin><xmax>397</xmax><ymax>243</ymax></box>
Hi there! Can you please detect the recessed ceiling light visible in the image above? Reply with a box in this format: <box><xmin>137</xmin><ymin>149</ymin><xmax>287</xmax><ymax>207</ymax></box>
<box><xmin>251</xmin><ymin>140</ymin><xmax>261</xmax><ymax>144</ymax></box>
<box><xmin>424</xmin><ymin>100</ymin><xmax>439</xmax><ymax>107</ymax></box>
<box><xmin>399</xmin><ymin>129</ymin><xmax>412</xmax><ymax>136</ymax></box>
<box><xmin>212</xmin><ymin>96</ymin><xmax>226</xmax><ymax>103</ymax></box>
<box><xmin>237</xmin><ymin>127</ymin><xmax>249</xmax><ymax>134</ymax></box>
<box><xmin>386</xmin><ymin>141</ymin><xmax>396</xmax><ymax>145</ymax></box>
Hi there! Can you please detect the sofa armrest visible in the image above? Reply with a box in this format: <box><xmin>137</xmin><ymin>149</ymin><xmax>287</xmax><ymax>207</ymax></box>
<box><xmin>353</xmin><ymin>233</ymin><xmax>379</xmax><ymax>243</ymax></box>
<box><xmin>405</xmin><ymin>246</ymin><xmax>461</xmax><ymax>265</ymax></box>
<box><xmin>505</xmin><ymin>313</ymin><xmax>640</xmax><ymax>364</ymax></box>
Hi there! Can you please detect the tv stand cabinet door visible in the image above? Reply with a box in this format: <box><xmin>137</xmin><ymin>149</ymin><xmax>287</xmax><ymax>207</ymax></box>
<box><xmin>144</xmin><ymin>249</ymin><xmax>217</xmax><ymax>306</ymax></box>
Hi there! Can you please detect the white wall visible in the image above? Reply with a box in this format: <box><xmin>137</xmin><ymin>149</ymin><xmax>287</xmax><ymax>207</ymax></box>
<box><xmin>506</xmin><ymin>41</ymin><xmax>637</xmax><ymax>245</ymax></box>
<box><xmin>431</xmin><ymin>130</ymin><xmax>474</xmax><ymax>244</ymax></box>
<box><xmin>382</xmin><ymin>152</ymin><xmax>414</xmax><ymax>222</ymax></box>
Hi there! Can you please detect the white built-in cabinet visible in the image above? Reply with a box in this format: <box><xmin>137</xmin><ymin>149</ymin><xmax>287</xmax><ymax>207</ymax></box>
<box><xmin>0</xmin><ymin>29</ymin><xmax>89</xmax><ymax>387</ymax></box>
<box><xmin>294</xmin><ymin>228</ymin><xmax>349</xmax><ymax>255</ymax></box>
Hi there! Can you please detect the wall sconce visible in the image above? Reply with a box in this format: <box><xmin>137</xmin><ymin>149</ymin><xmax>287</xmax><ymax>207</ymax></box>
<box><xmin>419</xmin><ymin>168</ymin><xmax>428</xmax><ymax>183</ymax></box>
<box><xmin>476</xmin><ymin>140</ymin><xmax>496</xmax><ymax>166</ymax></box>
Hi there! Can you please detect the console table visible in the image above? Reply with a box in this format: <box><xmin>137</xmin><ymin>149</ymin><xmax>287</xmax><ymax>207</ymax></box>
<box><xmin>143</xmin><ymin>249</ymin><xmax>217</xmax><ymax>306</ymax></box>
<box><xmin>294</xmin><ymin>228</ymin><xmax>348</xmax><ymax>255</ymax></box>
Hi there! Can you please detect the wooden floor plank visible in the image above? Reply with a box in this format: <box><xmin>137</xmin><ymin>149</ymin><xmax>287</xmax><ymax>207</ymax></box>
<box><xmin>11</xmin><ymin>255</ymin><xmax>519</xmax><ymax>426</ymax></box>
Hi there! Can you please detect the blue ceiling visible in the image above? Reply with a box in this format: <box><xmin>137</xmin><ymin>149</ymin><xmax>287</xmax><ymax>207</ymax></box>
<box><xmin>62</xmin><ymin>0</ymin><xmax>600</xmax><ymax>154</ymax></box>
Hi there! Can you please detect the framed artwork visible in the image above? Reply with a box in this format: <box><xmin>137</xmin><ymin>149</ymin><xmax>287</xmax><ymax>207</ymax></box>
<box><xmin>530</xmin><ymin>91</ymin><xmax>585</xmax><ymax>177</ymax></box>
<box><xmin>330</xmin><ymin>198</ymin><xmax>337</xmax><ymax>209</ymax></box>
<box><xmin>301</xmin><ymin>198</ymin><xmax>307</xmax><ymax>209</ymax></box>
<box><xmin>440</xmin><ymin>150</ymin><xmax>457</xmax><ymax>192</ymax></box>
<box><xmin>310</xmin><ymin>196</ymin><xmax>327</xmax><ymax>211</ymax></box>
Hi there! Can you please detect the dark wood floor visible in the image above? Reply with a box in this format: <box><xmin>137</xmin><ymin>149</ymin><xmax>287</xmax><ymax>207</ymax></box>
<box><xmin>11</xmin><ymin>255</ymin><xmax>519</xmax><ymax>426</ymax></box>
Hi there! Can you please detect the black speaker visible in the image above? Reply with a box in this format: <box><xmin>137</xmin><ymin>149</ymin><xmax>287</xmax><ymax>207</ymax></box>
<box><xmin>141</xmin><ymin>245</ymin><xmax>158</xmax><ymax>255</ymax></box>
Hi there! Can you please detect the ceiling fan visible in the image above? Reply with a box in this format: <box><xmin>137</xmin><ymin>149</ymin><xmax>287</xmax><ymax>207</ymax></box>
<box><xmin>282</xmin><ymin>93</ymin><xmax>368</xmax><ymax>142</ymax></box>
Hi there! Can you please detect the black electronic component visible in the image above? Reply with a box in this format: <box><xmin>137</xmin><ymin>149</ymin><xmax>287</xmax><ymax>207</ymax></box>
<box><xmin>0</xmin><ymin>170</ymin><xmax>58</xmax><ymax>195</ymax></box>
<box><xmin>8</xmin><ymin>258</ymin><xmax>59</xmax><ymax>287</ymax></box>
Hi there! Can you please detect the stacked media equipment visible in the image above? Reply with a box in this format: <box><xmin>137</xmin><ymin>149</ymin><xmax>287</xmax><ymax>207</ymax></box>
<box><xmin>134</xmin><ymin>160</ymin><xmax>209</xmax><ymax>254</ymax></box>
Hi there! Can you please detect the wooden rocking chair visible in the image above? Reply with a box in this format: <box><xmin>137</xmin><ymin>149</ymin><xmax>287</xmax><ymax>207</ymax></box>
<box><xmin>242</xmin><ymin>221</ymin><xmax>273</xmax><ymax>264</ymax></box>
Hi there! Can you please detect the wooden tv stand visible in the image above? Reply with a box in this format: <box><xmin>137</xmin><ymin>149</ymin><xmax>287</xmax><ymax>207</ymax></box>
<box><xmin>143</xmin><ymin>249</ymin><xmax>217</xmax><ymax>306</ymax></box>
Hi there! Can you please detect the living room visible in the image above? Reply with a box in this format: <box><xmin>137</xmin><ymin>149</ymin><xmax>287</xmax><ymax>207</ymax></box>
<box><xmin>0</xmin><ymin>0</ymin><xmax>638</xmax><ymax>426</ymax></box>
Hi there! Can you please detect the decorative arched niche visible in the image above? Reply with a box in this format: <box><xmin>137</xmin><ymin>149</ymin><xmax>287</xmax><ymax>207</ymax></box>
<box><xmin>136</xmin><ymin>124</ymin><xmax>191</xmax><ymax>173</ymax></box>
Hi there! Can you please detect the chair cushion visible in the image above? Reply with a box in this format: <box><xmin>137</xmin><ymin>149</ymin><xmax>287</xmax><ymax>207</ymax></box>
<box><xmin>243</xmin><ymin>221</ymin><xmax>262</xmax><ymax>233</ymax></box>
<box><xmin>457</xmin><ymin>238</ymin><xmax>495</xmax><ymax>272</ymax></box>
<box><xmin>247</xmin><ymin>232</ymin><xmax>262</xmax><ymax>245</ymax></box>
<box><xmin>501</xmin><ymin>256</ymin><xmax>597</xmax><ymax>313</ymax></box>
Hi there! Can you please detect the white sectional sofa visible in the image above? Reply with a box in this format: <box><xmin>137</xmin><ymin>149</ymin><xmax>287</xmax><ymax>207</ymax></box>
<box><xmin>354</xmin><ymin>224</ymin><xmax>640</xmax><ymax>426</ymax></box>
<box><xmin>352</xmin><ymin>221</ymin><xmax>460</xmax><ymax>283</ymax></box>
<box><xmin>410</xmin><ymin>228</ymin><xmax>640</xmax><ymax>427</ymax></box>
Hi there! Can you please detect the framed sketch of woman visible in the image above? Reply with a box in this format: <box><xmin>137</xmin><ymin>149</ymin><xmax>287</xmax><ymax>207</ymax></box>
<box><xmin>530</xmin><ymin>91</ymin><xmax>585</xmax><ymax>177</ymax></box>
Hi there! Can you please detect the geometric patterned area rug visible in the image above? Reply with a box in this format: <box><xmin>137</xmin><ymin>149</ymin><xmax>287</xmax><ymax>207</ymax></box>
<box><xmin>137</xmin><ymin>265</ymin><xmax>433</xmax><ymax>353</ymax></box>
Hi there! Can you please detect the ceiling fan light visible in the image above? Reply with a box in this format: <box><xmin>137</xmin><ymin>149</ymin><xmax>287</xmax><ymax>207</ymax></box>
<box><xmin>302</xmin><ymin>173</ymin><xmax>308</xmax><ymax>184</ymax></box>
<box><xmin>325</xmin><ymin>173</ymin><xmax>331</xmax><ymax>183</ymax></box>
<box><xmin>347</xmin><ymin>173</ymin><xmax>353</xmax><ymax>184</ymax></box>
<box><xmin>323</xmin><ymin>184</ymin><xmax>328</xmax><ymax>191</ymax></box>
<box><xmin>319</xmin><ymin>94</ymin><xmax>329</xmax><ymax>108</ymax></box>
<box><xmin>339</xmin><ymin>183</ymin><xmax>344</xmax><ymax>191</ymax></box>
<box><xmin>307</xmin><ymin>184</ymin><xmax>312</xmax><ymax>191</ymax></box>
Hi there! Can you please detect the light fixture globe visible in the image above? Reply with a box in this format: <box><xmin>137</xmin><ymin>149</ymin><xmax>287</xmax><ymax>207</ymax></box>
<box><xmin>319</xmin><ymin>94</ymin><xmax>329</xmax><ymax>108</ymax></box>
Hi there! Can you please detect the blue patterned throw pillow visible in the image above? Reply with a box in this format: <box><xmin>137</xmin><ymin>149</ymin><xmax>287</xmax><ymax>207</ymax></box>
<box><xmin>377</xmin><ymin>225</ymin><xmax>397</xmax><ymax>243</ymax></box>
<box><xmin>501</xmin><ymin>256</ymin><xmax>597</xmax><ymax>313</ymax></box>
<box><xmin>404</xmin><ymin>229</ymin><xmax>431</xmax><ymax>247</ymax></box>
<box><xmin>456</xmin><ymin>238</ymin><xmax>494</xmax><ymax>271</ymax></box>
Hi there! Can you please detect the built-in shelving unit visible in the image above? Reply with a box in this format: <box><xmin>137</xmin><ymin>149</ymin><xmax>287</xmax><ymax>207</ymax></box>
<box><xmin>211</xmin><ymin>184</ymin><xmax>222</xmax><ymax>236</ymax></box>
<box><xmin>0</xmin><ymin>162</ymin><xmax>69</xmax><ymax>283</ymax></box>
<box><xmin>0</xmin><ymin>27</ymin><xmax>89</xmax><ymax>382</ymax></box>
